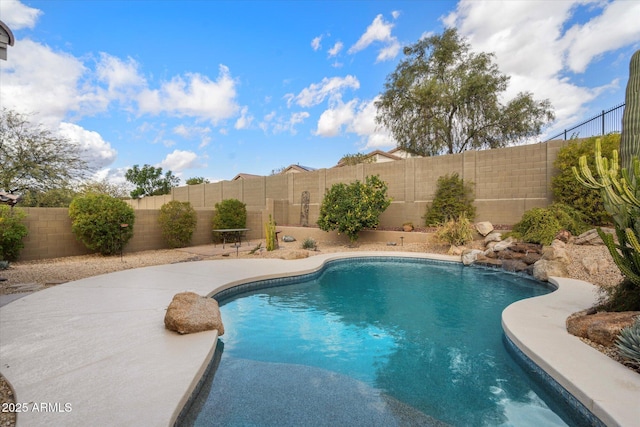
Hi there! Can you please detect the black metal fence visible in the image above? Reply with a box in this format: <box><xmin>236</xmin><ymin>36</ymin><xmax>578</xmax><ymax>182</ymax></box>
<box><xmin>545</xmin><ymin>103</ymin><xmax>625</xmax><ymax>141</ymax></box>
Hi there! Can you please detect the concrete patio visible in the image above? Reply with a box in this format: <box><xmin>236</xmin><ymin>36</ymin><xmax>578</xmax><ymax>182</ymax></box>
<box><xmin>1</xmin><ymin>252</ymin><xmax>638</xmax><ymax>426</ymax></box>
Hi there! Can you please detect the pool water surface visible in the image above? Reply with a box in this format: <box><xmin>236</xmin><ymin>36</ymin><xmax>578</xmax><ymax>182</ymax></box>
<box><xmin>182</xmin><ymin>258</ymin><xmax>585</xmax><ymax>426</ymax></box>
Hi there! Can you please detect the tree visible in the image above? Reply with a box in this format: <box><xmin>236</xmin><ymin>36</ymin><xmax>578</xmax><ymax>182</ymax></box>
<box><xmin>337</xmin><ymin>153</ymin><xmax>375</xmax><ymax>166</ymax></box>
<box><xmin>317</xmin><ymin>175</ymin><xmax>391</xmax><ymax>244</ymax></box>
<box><xmin>124</xmin><ymin>164</ymin><xmax>180</xmax><ymax>198</ymax></box>
<box><xmin>423</xmin><ymin>173</ymin><xmax>475</xmax><ymax>226</ymax></box>
<box><xmin>0</xmin><ymin>109</ymin><xmax>91</xmax><ymax>193</ymax></box>
<box><xmin>185</xmin><ymin>177</ymin><xmax>209</xmax><ymax>185</ymax></box>
<box><xmin>375</xmin><ymin>28</ymin><xmax>554</xmax><ymax>156</ymax></box>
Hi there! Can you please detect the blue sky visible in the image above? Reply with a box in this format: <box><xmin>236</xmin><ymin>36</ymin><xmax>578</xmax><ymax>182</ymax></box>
<box><xmin>1</xmin><ymin>0</ymin><xmax>639</xmax><ymax>185</ymax></box>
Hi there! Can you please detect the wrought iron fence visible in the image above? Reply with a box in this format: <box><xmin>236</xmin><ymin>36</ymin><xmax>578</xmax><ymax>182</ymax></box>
<box><xmin>544</xmin><ymin>103</ymin><xmax>625</xmax><ymax>141</ymax></box>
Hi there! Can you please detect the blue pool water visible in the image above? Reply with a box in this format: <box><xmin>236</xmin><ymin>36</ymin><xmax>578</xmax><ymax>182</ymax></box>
<box><xmin>182</xmin><ymin>258</ymin><xmax>585</xmax><ymax>426</ymax></box>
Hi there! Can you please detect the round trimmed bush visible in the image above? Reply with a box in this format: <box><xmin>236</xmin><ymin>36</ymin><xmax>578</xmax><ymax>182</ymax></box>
<box><xmin>211</xmin><ymin>199</ymin><xmax>247</xmax><ymax>243</ymax></box>
<box><xmin>0</xmin><ymin>206</ymin><xmax>28</xmax><ymax>261</ymax></box>
<box><xmin>424</xmin><ymin>173</ymin><xmax>475</xmax><ymax>226</ymax></box>
<box><xmin>158</xmin><ymin>201</ymin><xmax>197</xmax><ymax>248</ymax></box>
<box><xmin>69</xmin><ymin>193</ymin><xmax>135</xmax><ymax>255</ymax></box>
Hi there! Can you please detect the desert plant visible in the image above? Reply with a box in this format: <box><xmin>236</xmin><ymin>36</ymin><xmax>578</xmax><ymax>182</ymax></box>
<box><xmin>264</xmin><ymin>215</ymin><xmax>277</xmax><ymax>251</ymax></box>
<box><xmin>620</xmin><ymin>50</ymin><xmax>640</xmax><ymax>172</ymax></box>
<box><xmin>435</xmin><ymin>214</ymin><xmax>474</xmax><ymax>246</ymax></box>
<box><xmin>573</xmin><ymin>141</ymin><xmax>640</xmax><ymax>289</ymax></box>
<box><xmin>510</xmin><ymin>203</ymin><xmax>589</xmax><ymax>245</ymax></box>
<box><xmin>158</xmin><ymin>201</ymin><xmax>197</xmax><ymax>248</ymax></box>
<box><xmin>552</xmin><ymin>134</ymin><xmax>619</xmax><ymax>225</ymax></box>
<box><xmin>616</xmin><ymin>317</ymin><xmax>640</xmax><ymax>365</ymax></box>
<box><xmin>211</xmin><ymin>199</ymin><xmax>247</xmax><ymax>243</ymax></box>
<box><xmin>511</xmin><ymin>207</ymin><xmax>562</xmax><ymax>246</ymax></box>
<box><xmin>69</xmin><ymin>193</ymin><xmax>135</xmax><ymax>255</ymax></box>
<box><xmin>317</xmin><ymin>175</ymin><xmax>391</xmax><ymax>244</ymax></box>
<box><xmin>0</xmin><ymin>205</ymin><xmax>28</xmax><ymax>262</ymax></box>
<box><xmin>302</xmin><ymin>237</ymin><xmax>317</xmax><ymax>250</ymax></box>
<box><xmin>424</xmin><ymin>173</ymin><xmax>475</xmax><ymax>226</ymax></box>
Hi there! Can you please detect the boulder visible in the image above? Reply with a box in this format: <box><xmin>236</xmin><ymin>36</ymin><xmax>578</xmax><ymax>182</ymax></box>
<box><xmin>532</xmin><ymin>259</ymin><xmax>568</xmax><ymax>281</ymax></box>
<box><xmin>574</xmin><ymin>228</ymin><xmax>615</xmax><ymax>246</ymax></box>
<box><xmin>501</xmin><ymin>259</ymin><xmax>529</xmax><ymax>273</ymax></box>
<box><xmin>492</xmin><ymin>237</ymin><xmax>514</xmax><ymax>252</ymax></box>
<box><xmin>462</xmin><ymin>249</ymin><xmax>482</xmax><ymax>266</ymax></box>
<box><xmin>509</xmin><ymin>242</ymin><xmax>543</xmax><ymax>254</ymax></box>
<box><xmin>484</xmin><ymin>232</ymin><xmax>502</xmax><ymax>244</ymax></box>
<box><xmin>475</xmin><ymin>221</ymin><xmax>494</xmax><ymax>236</ymax></box>
<box><xmin>164</xmin><ymin>292</ymin><xmax>225</xmax><ymax>335</ymax></box>
<box><xmin>567</xmin><ymin>311</ymin><xmax>640</xmax><ymax>347</ymax></box>
<box><xmin>282</xmin><ymin>235</ymin><xmax>296</xmax><ymax>242</ymax></box>
<box><xmin>541</xmin><ymin>240</ymin><xmax>570</xmax><ymax>264</ymax></box>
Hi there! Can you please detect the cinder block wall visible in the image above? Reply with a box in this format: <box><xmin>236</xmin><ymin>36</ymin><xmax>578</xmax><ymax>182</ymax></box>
<box><xmin>17</xmin><ymin>140</ymin><xmax>570</xmax><ymax>261</ymax></box>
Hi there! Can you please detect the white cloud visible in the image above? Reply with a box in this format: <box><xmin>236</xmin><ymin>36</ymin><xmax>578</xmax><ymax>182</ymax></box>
<box><xmin>58</xmin><ymin>122</ymin><xmax>117</xmax><ymax>169</ymax></box>
<box><xmin>159</xmin><ymin>149</ymin><xmax>202</xmax><ymax>172</ymax></box>
<box><xmin>272</xmin><ymin>112</ymin><xmax>310</xmax><ymax>135</ymax></box>
<box><xmin>137</xmin><ymin>65</ymin><xmax>240</xmax><ymax>124</ymax></box>
<box><xmin>315</xmin><ymin>96</ymin><xmax>395</xmax><ymax>149</ymax></box>
<box><xmin>315</xmin><ymin>99</ymin><xmax>357</xmax><ymax>137</ymax></box>
<box><xmin>234</xmin><ymin>106</ymin><xmax>254</xmax><ymax>129</ymax></box>
<box><xmin>96</xmin><ymin>53</ymin><xmax>146</xmax><ymax>98</ymax></box>
<box><xmin>0</xmin><ymin>0</ymin><xmax>42</xmax><ymax>30</ymax></box>
<box><xmin>0</xmin><ymin>39</ymin><xmax>96</xmax><ymax>126</ymax></box>
<box><xmin>328</xmin><ymin>41</ymin><xmax>343</xmax><ymax>57</ymax></box>
<box><xmin>442</xmin><ymin>0</ymin><xmax>639</xmax><ymax>132</ymax></box>
<box><xmin>311</xmin><ymin>35</ymin><xmax>323</xmax><ymax>51</ymax></box>
<box><xmin>563</xmin><ymin>1</ymin><xmax>640</xmax><ymax>73</ymax></box>
<box><xmin>348</xmin><ymin>13</ymin><xmax>400</xmax><ymax>62</ymax></box>
<box><xmin>290</xmin><ymin>75</ymin><xmax>360</xmax><ymax>108</ymax></box>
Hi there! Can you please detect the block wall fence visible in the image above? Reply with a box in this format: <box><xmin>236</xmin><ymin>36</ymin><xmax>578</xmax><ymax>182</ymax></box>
<box><xmin>16</xmin><ymin>140</ymin><xmax>569</xmax><ymax>261</ymax></box>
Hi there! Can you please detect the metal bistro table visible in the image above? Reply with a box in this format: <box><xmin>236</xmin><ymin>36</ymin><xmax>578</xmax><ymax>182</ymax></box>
<box><xmin>212</xmin><ymin>228</ymin><xmax>250</xmax><ymax>249</ymax></box>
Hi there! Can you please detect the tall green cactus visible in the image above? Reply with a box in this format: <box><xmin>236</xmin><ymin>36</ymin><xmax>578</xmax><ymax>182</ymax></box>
<box><xmin>620</xmin><ymin>50</ymin><xmax>640</xmax><ymax>172</ymax></box>
<box><xmin>573</xmin><ymin>141</ymin><xmax>640</xmax><ymax>287</ymax></box>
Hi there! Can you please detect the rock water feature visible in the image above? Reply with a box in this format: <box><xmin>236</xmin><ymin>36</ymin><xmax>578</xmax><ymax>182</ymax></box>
<box><xmin>461</xmin><ymin>222</ymin><xmax>610</xmax><ymax>283</ymax></box>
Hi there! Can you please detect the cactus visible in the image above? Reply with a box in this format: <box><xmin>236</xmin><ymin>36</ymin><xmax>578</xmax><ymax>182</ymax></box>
<box><xmin>620</xmin><ymin>50</ymin><xmax>640</xmax><ymax>173</ymax></box>
<box><xmin>264</xmin><ymin>215</ymin><xmax>277</xmax><ymax>251</ymax></box>
<box><xmin>616</xmin><ymin>317</ymin><xmax>640</xmax><ymax>364</ymax></box>
<box><xmin>573</xmin><ymin>142</ymin><xmax>640</xmax><ymax>287</ymax></box>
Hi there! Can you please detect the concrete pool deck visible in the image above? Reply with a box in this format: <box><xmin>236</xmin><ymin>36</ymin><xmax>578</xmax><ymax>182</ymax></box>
<box><xmin>1</xmin><ymin>252</ymin><xmax>638</xmax><ymax>426</ymax></box>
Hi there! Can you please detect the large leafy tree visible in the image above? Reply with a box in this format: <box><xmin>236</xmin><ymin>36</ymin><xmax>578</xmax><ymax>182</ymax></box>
<box><xmin>125</xmin><ymin>164</ymin><xmax>180</xmax><ymax>198</ymax></box>
<box><xmin>375</xmin><ymin>28</ymin><xmax>554</xmax><ymax>156</ymax></box>
<box><xmin>0</xmin><ymin>109</ymin><xmax>90</xmax><ymax>193</ymax></box>
<box><xmin>317</xmin><ymin>175</ymin><xmax>391</xmax><ymax>244</ymax></box>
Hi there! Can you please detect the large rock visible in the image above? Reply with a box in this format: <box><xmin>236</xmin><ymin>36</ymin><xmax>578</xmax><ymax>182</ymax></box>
<box><xmin>475</xmin><ymin>221</ymin><xmax>494</xmax><ymax>236</ymax></box>
<box><xmin>541</xmin><ymin>241</ymin><xmax>570</xmax><ymax>264</ymax></box>
<box><xmin>165</xmin><ymin>292</ymin><xmax>225</xmax><ymax>335</ymax></box>
<box><xmin>532</xmin><ymin>259</ymin><xmax>568</xmax><ymax>281</ymax></box>
<box><xmin>484</xmin><ymin>232</ymin><xmax>502</xmax><ymax>244</ymax></box>
<box><xmin>574</xmin><ymin>228</ymin><xmax>615</xmax><ymax>245</ymax></box>
<box><xmin>567</xmin><ymin>311</ymin><xmax>640</xmax><ymax>347</ymax></box>
<box><xmin>462</xmin><ymin>249</ymin><xmax>482</xmax><ymax>266</ymax></box>
<box><xmin>492</xmin><ymin>237</ymin><xmax>515</xmax><ymax>252</ymax></box>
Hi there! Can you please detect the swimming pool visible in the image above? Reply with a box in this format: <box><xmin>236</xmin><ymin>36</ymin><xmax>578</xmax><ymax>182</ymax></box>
<box><xmin>181</xmin><ymin>258</ymin><xmax>589</xmax><ymax>426</ymax></box>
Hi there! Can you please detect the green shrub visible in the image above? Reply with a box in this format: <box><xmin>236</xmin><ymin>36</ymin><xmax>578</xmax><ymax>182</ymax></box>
<box><xmin>69</xmin><ymin>193</ymin><xmax>135</xmax><ymax>255</ymax></box>
<box><xmin>302</xmin><ymin>237</ymin><xmax>317</xmax><ymax>250</ymax></box>
<box><xmin>435</xmin><ymin>214</ymin><xmax>474</xmax><ymax>246</ymax></box>
<box><xmin>511</xmin><ymin>207</ymin><xmax>562</xmax><ymax>245</ymax></box>
<box><xmin>552</xmin><ymin>134</ymin><xmax>619</xmax><ymax>225</ymax></box>
<box><xmin>211</xmin><ymin>199</ymin><xmax>247</xmax><ymax>243</ymax></box>
<box><xmin>317</xmin><ymin>175</ymin><xmax>391</xmax><ymax>244</ymax></box>
<box><xmin>158</xmin><ymin>201</ymin><xmax>197</xmax><ymax>248</ymax></box>
<box><xmin>511</xmin><ymin>203</ymin><xmax>591</xmax><ymax>245</ymax></box>
<box><xmin>424</xmin><ymin>173</ymin><xmax>475</xmax><ymax>226</ymax></box>
<box><xmin>0</xmin><ymin>206</ymin><xmax>28</xmax><ymax>261</ymax></box>
<box><xmin>546</xmin><ymin>203</ymin><xmax>591</xmax><ymax>236</ymax></box>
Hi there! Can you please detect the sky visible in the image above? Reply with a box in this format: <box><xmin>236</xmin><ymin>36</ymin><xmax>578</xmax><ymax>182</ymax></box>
<box><xmin>1</xmin><ymin>0</ymin><xmax>639</xmax><ymax>185</ymax></box>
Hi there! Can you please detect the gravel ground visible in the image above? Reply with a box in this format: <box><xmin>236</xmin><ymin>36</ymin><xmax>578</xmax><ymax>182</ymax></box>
<box><xmin>0</xmin><ymin>238</ymin><xmax>630</xmax><ymax>426</ymax></box>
